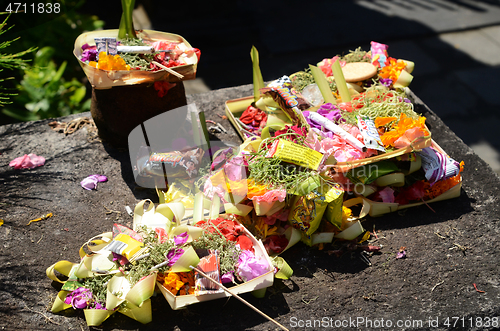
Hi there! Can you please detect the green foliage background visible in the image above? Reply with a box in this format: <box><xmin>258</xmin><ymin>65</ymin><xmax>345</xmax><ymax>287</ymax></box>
<box><xmin>0</xmin><ymin>0</ymin><xmax>104</xmax><ymax>124</ymax></box>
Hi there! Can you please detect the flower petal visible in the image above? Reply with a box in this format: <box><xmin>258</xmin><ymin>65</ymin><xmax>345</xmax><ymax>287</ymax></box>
<box><xmin>9</xmin><ymin>154</ymin><xmax>45</xmax><ymax>169</ymax></box>
<box><xmin>80</xmin><ymin>176</ymin><xmax>98</xmax><ymax>190</ymax></box>
<box><xmin>174</xmin><ymin>232</ymin><xmax>189</xmax><ymax>246</ymax></box>
<box><xmin>236</xmin><ymin>250</ymin><xmax>269</xmax><ymax>282</ymax></box>
<box><xmin>81</xmin><ymin>174</ymin><xmax>107</xmax><ymax>190</ymax></box>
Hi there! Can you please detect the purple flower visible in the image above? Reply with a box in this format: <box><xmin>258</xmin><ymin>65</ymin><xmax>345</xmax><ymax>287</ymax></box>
<box><xmin>396</xmin><ymin>250</ymin><xmax>407</xmax><ymax>259</ymax></box>
<box><xmin>221</xmin><ymin>271</ymin><xmax>234</xmax><ymax>283</ymax></box>
<box><xmin>380</xmin><ymin>78</ymin><xmax>393</xmax><ymax>87</ymax></box>
<box><xmin>312</xmin><ymin>128</ymin><xmax>334</xmax><ymax>139</ymax></box>
<box><xmin>80</xmin><ymin>44</ymin><xmax>98</xmax><ymax>62</ymax></box>
<box><xmin>303</xmin><ymin>103</ymin><xmax>344</xmax><ymax>131</ymax></box>
<box><xmin>174</xmin><ymin>232</ymin><xmax>189</xmax><ymax>246</ymax></box>
<box><xmin>94</xmin><ymin>302</ymin><xmax>106</xmax><ymax>310</ymax></box>
<box><xmin>64</xmin><ymin>287</ymin><xmax>93</xmax><ymax>309</ymax></box>
<box><xmin>112</xmin><ymin>252</ymin><xmax>129</xmax><ymax>265</ymax></box>
<box><xmin>166</xmin><ymin>248</ymin><xmax>184</xmax><ymax>266</ymax></box>
<box><xmin>81</xmin><ymin>174</ymin><xmax>108</xmax><ymax>190</ymax></box>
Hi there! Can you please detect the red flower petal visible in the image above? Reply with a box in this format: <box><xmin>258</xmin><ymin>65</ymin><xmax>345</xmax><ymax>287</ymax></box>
<box><xmin>264</xmin><ymin>235</ymin><xmax>289</xmax><ymax>255</ymax></box>
<box><xmin>225</xmin><ymin>234</ymin><xmax>237</xmax><ymax>242</ymax></box>
<box><xmin>237</xmin><ymin>235</ymin><xmax>254</xmax><ymax>252</ymax></box>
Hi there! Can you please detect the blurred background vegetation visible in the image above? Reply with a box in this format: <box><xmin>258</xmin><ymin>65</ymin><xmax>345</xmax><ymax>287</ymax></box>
<box><xmin>0</xmin><ymin>0</ymin><xmax>105</xmax><ymax>125</ymax></box>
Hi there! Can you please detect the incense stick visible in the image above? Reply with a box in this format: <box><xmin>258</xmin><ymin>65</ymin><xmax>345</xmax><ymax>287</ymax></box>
<box><xmin>151</xmin><ymin>60</ymin><xmax>184</xmax><ymax>79</ymax></box>
<box><xmin>191</xmin><ymin>266</ymin><xmax>289</xmax><ymax>331</ymax></box>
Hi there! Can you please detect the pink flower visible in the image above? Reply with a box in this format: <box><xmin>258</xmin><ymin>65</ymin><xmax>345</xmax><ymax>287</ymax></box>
<box><xmin>203</xmin><ymin>177</ymin><xmax>228</xmax><ymax>202</ymax></box>
<box><xmin>155</xmin><ymin>228</ymin><xmax>169</xmax><ymax>244</ymax></box>
<box><xmin>64</xmin><ymin>287</ymin><xmax>93</xmax><ymax>309</ymax></box>
<box><xmin>377</xmin><ymin>187</ymin><xmax>395</xmax><ymax>203</ymax></box>
<box><xmin>236</xmin><ymin>250</ymin><xmax>269</xmax><ymax>282</ymax></box>
<box><xmin>319</xmin><ymin>124</ymin><xmax>377</xmax><ymax>163</ymax></box>
<box><xmin>167</xmin><ymin>248</ymin><xmax>184</xmax><ymax>266</ymax></box>
<box><xmin>174</xmin><ymin>232</ymin><xmax>189</xmax><ymax>246</ymax></box>
<box><xmin>9</xmin><ymin>154</ymin><xmax>45</xmax><ymax>169</ymax></box>
<box><xmin>223</xmin><ymin>155</ymin><xmax>248</xmax><ymax>181</ymax></box>
<box><xmin>262</xmin><ymin>208</ymin><xmax>290</xmax><ymax>226</ymax></box>
<box><xmin>250</xmin><ymin>189</ymin><xmax>286</xmax><ymax>203</ymax></box>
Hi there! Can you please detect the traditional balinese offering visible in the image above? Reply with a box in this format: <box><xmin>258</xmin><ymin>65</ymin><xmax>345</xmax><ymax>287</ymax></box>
<box><xmin>47</xmin><ymin>40</ymin><xmax>464</xmax><ymax>328</ymax></box>
<box><xmin>223</xmin><ymin>41</ymin><xmax>463</xmax><ymax>243</ymax></box>
<box><xmin>47</xmin><ymin>197</ymin><xmax>274</xmax><ymax>326</ymax></box>
<box><xmin>73</xmin><ymin>0</ymin><xmax>200</xmax><ymax>146</ymax></box>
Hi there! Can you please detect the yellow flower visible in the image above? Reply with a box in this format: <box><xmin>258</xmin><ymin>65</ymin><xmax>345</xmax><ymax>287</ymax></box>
<box><xmin>251</xmin><ymin>215</ymin><xmax>280</xmax><ymax>239</ymax></box>
<box><xmin>341</xmin><ymin>206</ymin><xmax>352</xmax><ymax>222</ymax></box>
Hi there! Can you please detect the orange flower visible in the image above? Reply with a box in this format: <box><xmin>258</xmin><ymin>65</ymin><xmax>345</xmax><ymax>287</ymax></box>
<box><xmin>379</xmin><ymin>57</ymin><xmax>407</xmax><ymax>81</ymax></box>
<box><xmin>246</xmin><ymin>179</ymin><xmax>270</xmax><ymax>199</ymax></box>
<box><xmin>379</xmin><ymin>113</ymin><xmax>429</xmax><ymax>148</ymax></box>
<box><xmin>161</xmin><ymin>271</ymin><xmax>196</xmax><ymax>296</ymax></box>
<box><xmin>375</xmin><ymin>116</ymin><xmax>397</xmax><ymax>127</ymax></box>
<box><xmin>96</xmin><ymin>52</ymin><xmax>131</xmax><ymax>71</ymax></box>
<box><xmin>422</xmin><ymin>161</ymin><xmax>464</xmax><ymax>200</ymax></box>
<box><xmin>164</xmin><ymin>273</ymin><xmax>184</xmax><ymax>295</ymax></box>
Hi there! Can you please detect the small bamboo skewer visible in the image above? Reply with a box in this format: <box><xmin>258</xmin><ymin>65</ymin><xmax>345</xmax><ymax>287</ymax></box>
<box><xmin>191</xmin><ymin>266</ymin><xmax>289</xmax><ymax>331</ymax></box>
<box><xmin>151</xmin><ymin>60</ymin><xmax>184</xmax><ymax>79</ymax></box>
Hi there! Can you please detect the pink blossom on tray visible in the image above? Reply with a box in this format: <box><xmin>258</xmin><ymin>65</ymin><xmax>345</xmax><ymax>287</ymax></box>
<box><xmin>236</xmin><ymin>250</ymin><xmax>269</xmax><ymax>282</ymax></box>
<box><xmin>250</xmin><ymin>188</ymin><xmax>286</xmax><ymax>203</ymax></box>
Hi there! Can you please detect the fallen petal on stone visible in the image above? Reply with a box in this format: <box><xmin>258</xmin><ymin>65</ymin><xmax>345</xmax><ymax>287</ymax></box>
<box><xmin>80</xmin><ymin>174</ymin><xmax>107</xmax><ymax>190</ymax></box>
<box><xmin>9</xmin><ymin>154</ymin><xmax>46</xmax><ymax>169</ymax></box>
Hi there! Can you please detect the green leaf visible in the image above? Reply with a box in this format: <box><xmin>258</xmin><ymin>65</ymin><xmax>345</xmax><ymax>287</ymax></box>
<box><xmin>260</xmin><ymin>126</ymin><xmax>271</xmax><ymax>140</ymax></box>
<box><xmin>118</xmin><ymin>0</ymin><xmax>137</xmax><ymax>39</ymax></box>
<box><xmin>47</xmin><ymin>61</ymin><xmax>67</xmax><ymax>90</ymax></box>
<box><xmin>331</xmin><ymin>59</ymin><xmax>351</xmax><ymax>103</ymax></box>
<box><xmin>250</xmin><ymin>46</ymin><xmax>264</xmax><ymax>102</ymax></box>
<box><xmin>347</xmin><ymin>160</ymin><xmax>399</xmax><ymax>184</ymax></box>
<box><xmin>309</xmin><ymin>64</ymin><xmax>336</xmax><ymax>105</ymax></box>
